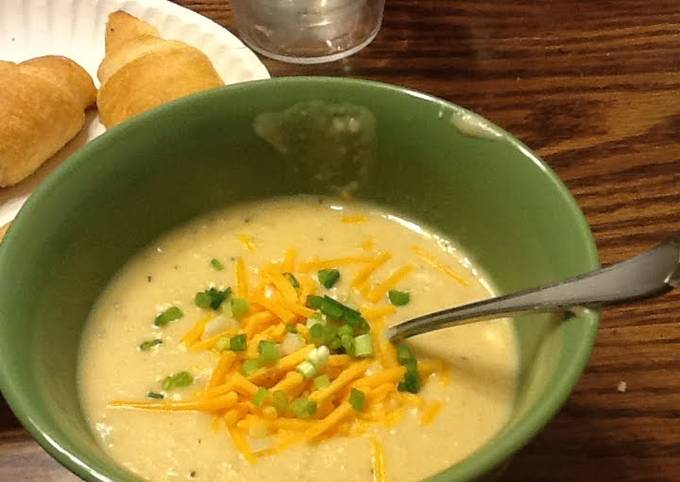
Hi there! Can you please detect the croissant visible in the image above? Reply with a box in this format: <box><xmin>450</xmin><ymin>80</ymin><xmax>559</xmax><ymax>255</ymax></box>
<box><xmin>97</xmin><ymin>11</ymin><xmax>224</xmax><ymax>128</ymax></box>
<box><xmin>0</xmin><ymin>56</ymin><xmax>96</xmax><ymax>187</ymax></box>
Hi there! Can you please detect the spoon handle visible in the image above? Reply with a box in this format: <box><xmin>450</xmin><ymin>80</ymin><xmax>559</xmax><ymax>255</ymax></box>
<box><xmin>387</xmin><ymin>236</ymin><xmax>680</xmax><ymax>341</ymax></box>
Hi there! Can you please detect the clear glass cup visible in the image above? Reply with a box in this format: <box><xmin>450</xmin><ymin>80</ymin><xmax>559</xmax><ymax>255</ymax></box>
<box><xmin>229</xmin><ymin>0</ymin><xmax>385</xmax><ymax>64</ymax></box>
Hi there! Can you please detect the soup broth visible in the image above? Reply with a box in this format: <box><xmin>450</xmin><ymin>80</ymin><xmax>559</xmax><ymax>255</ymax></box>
<box><xmin>79</xmin><ymin>196</ymin><xmax>517</xmax><ymax>482</ymax></box>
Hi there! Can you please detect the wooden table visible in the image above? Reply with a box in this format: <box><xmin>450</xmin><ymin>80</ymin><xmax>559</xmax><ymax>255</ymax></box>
<box><xmin>1</xmin><ymin>1</ymin><xmax>679</xmax><ymax>481</ymax></box>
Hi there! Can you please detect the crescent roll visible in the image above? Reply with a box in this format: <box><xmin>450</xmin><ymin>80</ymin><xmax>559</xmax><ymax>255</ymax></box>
<box><xmin>97</xmin><ymin>11</ymin><xmax>224</xmax><ymax>128</ymax></box>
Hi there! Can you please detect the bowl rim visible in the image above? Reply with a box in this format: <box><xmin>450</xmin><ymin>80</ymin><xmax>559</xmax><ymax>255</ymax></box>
<box><xmin>0</xmin><ymin>76</ymin><xmax>600</xmax><ymax>482</ymax></box>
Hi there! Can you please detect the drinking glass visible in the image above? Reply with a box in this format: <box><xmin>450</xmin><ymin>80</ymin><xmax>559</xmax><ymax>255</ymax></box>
<box><xmin>229</xmin><ymin>0</ymin><xmax>385</xmax><ymax>64</ymax></box>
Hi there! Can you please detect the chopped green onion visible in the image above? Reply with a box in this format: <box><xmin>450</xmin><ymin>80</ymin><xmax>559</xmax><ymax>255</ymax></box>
<box><xmin>215</xmin><ymin>336</ymin><xmax>230</xmax><ymax>352</ymax></box>
<box><xmin>396</xmin><ymin>342</ymin><xmax>421</xmax><ymax>393</ymax></box>
<box><xmin>253</xmin><ymin>387</ymin><xmax>269</xmax><ymax>407</ymax></box>
<box><xmin>309</xmin><ymin>323</ymin><xmax>326</xmax><ymax>345</ymax></box>
<box><xmin>285</xmin><ymin>324</ymin><xmax>298</xmax><ymax>334</ymax></box>
<box><xmin>230</xmin><ymin>297</ymin><xmax>250</xmax><ymax>319</ymax></box>
<box><xmin>320</xmin><ymin>296</ymin><xmax>345</xmax><ymax>320</ymax></box>
<box><xmin>310</xmin><ymin>296</ymin><xmax>371</xmax><ymax>349</ymax></box>
<box><xmin>340</xmin><ymin>334</ymin><xmax>355</xmax><ymax>355</ymax></box>
<box><xmin>241</xmin><ymin>359</ymin><xmax>260</xmax><ymax>376</ymax></box>
<box><xmin>343</xmin><ymin>307</ymin><xmax>369</xmax><ymax>333</ymax></box>
<box><xmin>296</xmin><ymin>360</ymin><xmax>318</xmax><ymax>379</ymax></box>
<box><xmin>272</xmin><ymin>390</ymin><xmax>289</xmax><ymax>413</ymax></box>
<box><xmin>402</xmin><ymin>358</ymin><xmax>418</xmax><ymax>374</ymax></box>
<box><xmin>229</xmin><ymin>334</ymin><xmax>247</xmax><ymax>352</ymax></box>
<box><xmin>283</xmin><ymin>272</ymin><xmax>300</xmax><ymax>289</ymax></box>
<box><xmin>318</xmin><ymin>269</ymin><xmax>340</xmax><ymax>289</ymax></box>
<box><xmin>154</xmin><ymin>306</ymin><xmax>184</xmax><ymax>327</ymax></box>
<box><xmin>349</xmin><ymin>388</ymin><xmax>366</xmax><ymax>411</ymax></box>
<box><xmin>388</xmin><ymin>289</ymin><xmax>410</xmax><ymax>306</ymax></box>
<box><xmin>195</xmin><ymin>292</ymin><xmax>211</xmax><ymax>309</ymax></box>
<box><xmin>353</xmin><ymin>333</ymin><xmax>374</xmax><ymax>358</ymax></box>
<box><xmin>139</xmin><ymin>339</ymin><xmax>163</xmax><ymax>351</ymax></box>
<box><xmin>329</xmin><ymin>336</ymin><xmax>342</xmax><ymax>351</ymax></box>
<box><xmin>309</xmin><ymin>323</ymin><xmax>338</xmax><ymax>347</ymax></box>
<box><xmin>306</xmin><ymin>312</ymin><xmax>325</xmax><ymax>329</ymax></box>
<box><xmin>147</xmin><ymin>391</ymin><xmax>164</xmax><ymax>399</ymax></box>
<box><xmin>258</xmin><ymin>340</ymin><xmax>280</xmax><ymax>365</ymax></box>
<box><xmin>398</xmin><ymin>369</ymin><xmax>421</xmax><ymax>394</ymax></box>
<box><xmin>194</xmin><ymin>287</ymin><xmax>231</xmax><ymax>310</ymax></box>
<box><xmin>396</xmin><ymin>344</ymin><xmax>416</xmax><ymax>365</ymax></box>
<box><xmin>337</xmin><ymin>324</ymin><xmax>353</xmax><ymax>338</ymax></box>
<box><xmin>318</xmin><ymin>296</ymin><xmax>370</xmax><ymax>332</ymax></box>
<box><xmin>324</xmin><ymin>324</ymin><xmax>339</xmax><ymax>344</ymax></box>
<box><xmin>306</xmin><ymin>295</ymin><xmax>323</xmax><ymax>309</ymax></box>
<box><xmin>314</xmin><ymin>374</ymin><xmax>331</xmax><ymax>389</ymax></box>
<box><xmin>210</xmin><ymin>258</ymin><xmax>224</xmax><ymax>271</ymax></box>
<box><xmin>162</xmin><ymin>371</ymin><xmax>193</xmax><ymax>390</ymax></box>
<box><xmin>289</xmin><ymin>398</ymin><xmax>317</xmax><ymax>419</ymax></box>
<box><xmin>307</xmin><ymin>346</ymin><xmax>330</xmax><ymax>368</ymax></box>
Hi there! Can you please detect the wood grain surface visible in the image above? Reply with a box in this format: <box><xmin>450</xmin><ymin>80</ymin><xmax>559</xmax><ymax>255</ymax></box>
<box><xmin>1</xmin><ymin>1</ymin><xmax>679</xmax><ymax>481</ymax></box>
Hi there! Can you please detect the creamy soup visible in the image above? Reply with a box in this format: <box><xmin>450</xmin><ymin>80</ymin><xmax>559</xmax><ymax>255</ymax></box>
<box><xmin>79</xmin><ymin>196</ymin><xmax>517</xmax><ymax>482</ymax></box>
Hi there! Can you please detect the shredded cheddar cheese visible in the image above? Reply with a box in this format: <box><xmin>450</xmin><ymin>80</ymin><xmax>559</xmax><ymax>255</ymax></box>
<box><xmin>360</xmin><ymin>238</ymin><xmax>375</xmax><ymax>252</ymax></box>
<box><xmin>109</xmin><ymin>244</ymin><xmax>453</xmax><ymax>478</ymax></box>
<box><xmin>111</xmin><ymin>392</ymin><xmax>238</xmax><ymax>412</ymax></box>
<box><xmin>354</xmin><ymin>366</ymin><xmax>406</xmax><ymax>389</ymax></box>
<box><xmin>341</xmin><ymin>214</ymin><xmax>367</xmax><ymax>224</ymax></box>
<box><xmin>411</xmin><ymin>245</ymin><xmax>469</xmax><ymax>287</ymax></box>
<box><xmin>209</xmin><ymin>352</ymin><xmax>237</xmax><ymax>388</ymax></box>
<box><xmin>351</xmin><ymin>251</ymin><xmax>391</xmax><ymax>289</ymax></box>
<box><xmin>228</xmin><ymin>425</ymin><xmax>257</xmax><ymax>463</ymax></box>
<box><xmin>272</xmin><ymin>371</ymin><xmax>305</xmax><ymax>392</ymax></box>
<box><xmin>235</xmin><ymin>257</ymin><xmax>249</xmax><ymax>297</ymax></box>
<box><xmin>251</xmin><ymin>295</ymin><xmax>296</xmax><ymax>324</ymax></box>
<box><xmin>309</xmin><ymin>361</ymin><xmax>371</xmax><ymax>405</ymax></box>
<box><xmin>371</xmin><ymin>437</ymin><xmax>388</xmax><ymax>482</ymax></box>
<box><xmin>238</xmin><ymin>233</ymin><xmax>256</xmax><ymax>252</ymax></box>
<box><xmin>361</xmin><ymin>305</ymin><xmax>397</xmax><ymax>322</ymax></box>
<box><xmin>244</xmin><ymin>311</ymin><xmax>277</xmax><ymax>337</ymax></box>
<box><xmin>420</xmin><ymin>400</ymin><xmax>443</xmax><ymax>426</ymax></box>
<box><xmin>265</xmin><ymin>270</ymin><xmax>299</xmax><ymax>303</ymax></box>
<box><xmin>298</xmin><ymin>255</ymin><xmax>375</xmax><ymax>272</ymax></box>
<box><xmin>304</xmin><ymin>402</ymin><xmax>353</xmax><ymax>440</ymax></box>
<box><xmin>276</xmin><ymin>297</ymin><xmax>315</xmax><ymax>318</ymax></box>
<box><xmin>366</xmin><ymin>264</ymin><xmax>414</xmax><ymax>303</ymax></box>
<box><xmin>189</xmin><ymin>328</ymin><xmax>238</xmax><ymax>351</ymax></box>
<box><xmin>224</xmin><ymin>407</ymin><xmax>245</xmax><ymax>426</ymax></box>
<box><xmin>281</xmin><ymin>247</ymin><xmax>298</xmax><ymax>272</ymax></box>
<box><xmin>180</xmin><ymin>314</ymin><xmax>212</xmax><ymax>347</ymax></box>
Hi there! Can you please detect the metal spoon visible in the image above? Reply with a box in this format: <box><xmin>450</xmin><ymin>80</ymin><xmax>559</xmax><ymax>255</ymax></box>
<box><xmin>386</xmin><ymin>236</ymin><xmax>680</xmax><ymax>341</ymax></box>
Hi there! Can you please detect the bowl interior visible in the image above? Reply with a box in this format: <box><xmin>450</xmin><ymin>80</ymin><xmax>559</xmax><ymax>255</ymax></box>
<box><xmin>0</xmin><ymin>78</ymin><xmax>598</xmax><ymax>482</ymax></box>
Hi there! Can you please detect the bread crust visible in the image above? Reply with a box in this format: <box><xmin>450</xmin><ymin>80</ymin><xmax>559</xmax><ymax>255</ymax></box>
<box><xmin>0</xmin><ymin>56</ymin><xmax>96</xmax><ymax>187</ymax></box>
<box><xmin>97</xmin><ymin>11</ymin><xmax>224</xmax><ymax>128</ymax></box>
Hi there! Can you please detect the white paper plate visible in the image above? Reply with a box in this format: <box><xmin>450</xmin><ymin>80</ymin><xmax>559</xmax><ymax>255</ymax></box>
<box><xmin>0</xmin><ymin>0</ymin><xmax>270</xmax><ymax>226</ymax></box>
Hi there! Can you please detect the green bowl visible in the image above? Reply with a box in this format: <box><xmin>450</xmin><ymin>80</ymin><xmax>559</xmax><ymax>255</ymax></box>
<box><xmin>0</xmin><ymin>77</ymin><xmax>599</xmax><ymax>481</ymax></box>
